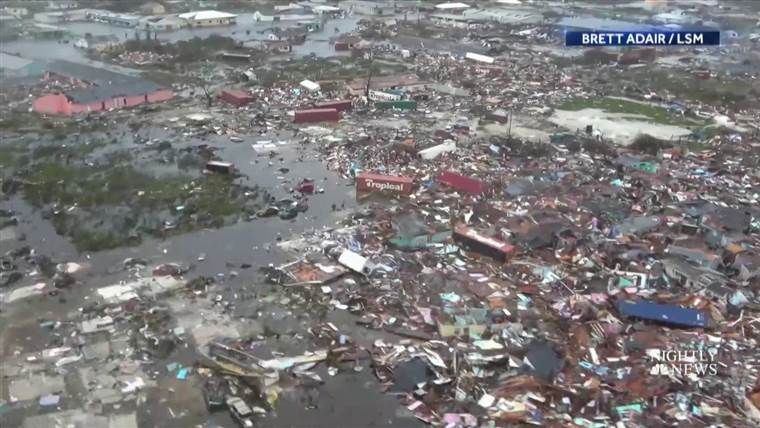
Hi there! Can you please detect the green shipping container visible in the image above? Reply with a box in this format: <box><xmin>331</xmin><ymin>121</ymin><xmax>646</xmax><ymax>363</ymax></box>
<box><xmin>389</xmin><ymin>231</ymin><xmax>451</xmax><ymax>250</ymax></box>
<box><xmin>376</xmin><ymin>100</ymin><xmax>417</xmax><ymax>111</ymax></box>
<box><xmin>635</xmin><ymin>162</ymin><xmax>658</xmax><ymax>174</ymax></box>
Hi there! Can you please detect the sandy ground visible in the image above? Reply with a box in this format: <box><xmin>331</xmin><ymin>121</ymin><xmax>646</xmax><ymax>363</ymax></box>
<box><xmin>549</xmin><ymin>108</ymin><xmax>692</xmax><ymax>145</ymax></box>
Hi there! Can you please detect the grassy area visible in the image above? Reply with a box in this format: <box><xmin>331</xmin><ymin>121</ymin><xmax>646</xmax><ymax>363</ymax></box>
<box><xmin>0</xmin><ymin>143</ymin><xmax>26</xmax><ymax>170</ymax></box>
<box><xmin>259</xmin><ymin>56</ymin><xmax>407</xmax><ymax>86</ymax></box>
<box><xmin>32</xmin><ymin>140</ymin><xmax>110</xmax><ymax>160</ymax></box>
<box><xmin>0</xmin><ymin>112</ymin><xmax>41</xmax><ymax>131</ymax></box>
<box><xmin>19</xmin><ymin>160</ymin><xmax>250</xmax><ymax>251</ymax></box>
<box><xmin>70</xmin><ymin>229</ymin><xmax>127</xmax><ymax>252</ymax></box>
<box><xmin>140</xmin><ymin>70</ymin><xmax>180</xmax><ymax>87</ymax></box>
<box><xmin>556</xmin><ymin>97</ymin><xmax>704</xmax><ymax>127</ymax></box>
<box><xmin>23</xmin><ymin>162</ymin><xmax>192</xmax><ymax>209</ymax></box>
<box><xmin>114</xmin><ymin>35</ymin><xmax>259</xmax><ymax>66</ymax></box>
<box><xmin>617</xmin><ymin>68</ymin><xmax>758</xmax><ymax>108</ymax></box>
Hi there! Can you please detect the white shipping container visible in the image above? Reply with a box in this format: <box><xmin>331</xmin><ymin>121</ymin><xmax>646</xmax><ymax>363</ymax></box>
<box><xmin>465</xmin><ymin>52</ymin><xmax>495</xmax><ymax>64</ymax></box>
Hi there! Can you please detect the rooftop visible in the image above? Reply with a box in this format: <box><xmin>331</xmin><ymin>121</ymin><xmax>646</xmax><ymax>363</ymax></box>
<box><xmin>65</xmin><ymin>80</ymin><xmax>162</xmax><ymax>104</ymax></box>
<box><xmin>178</xmin><ymin>10</ymin><xmax>237</xmax><ymax>20</ymax></box>
<box><xmin>44</xmin><ymin>60</ymin><xmax>164</xmax><ymax>103</ymax></box>
<box><xmin>45</xmin><ymin>59</ymin><xmax>136</xmax><ymax>86</ymax></box>
<box><xmin>435</xmin><ymin>2</ymin><xmax>470</xmax><ymax>10</ymax></box>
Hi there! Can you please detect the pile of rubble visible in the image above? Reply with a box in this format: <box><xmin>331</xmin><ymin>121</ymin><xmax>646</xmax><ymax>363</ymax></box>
<box><xmin>251</xmin><ymin>117</ymin><xmax>760</xmax><ymax>426</ymax></box>
<box><xmin>116</xmin><ymin>51</ymin><xmax>176</xmax><ymax>66</ymax></box>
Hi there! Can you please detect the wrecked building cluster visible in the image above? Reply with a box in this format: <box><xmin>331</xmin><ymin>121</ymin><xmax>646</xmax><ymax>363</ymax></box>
<box><xmin>2</xmin><ymin>1</ymin><xmax>760</xmax><ymax>427</ymax></box>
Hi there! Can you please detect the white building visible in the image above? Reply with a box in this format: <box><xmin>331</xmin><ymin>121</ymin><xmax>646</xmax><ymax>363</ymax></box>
<box><xmin>48</xmin><ymin>1</ymin><xmax>79</xmax><ymax>10</ymax></box>
<box><xmin>178</xmin><ymin>10</ymin><xmax>237</xmax><ymax>27</ymax></box>
<box><xmin>434</xmin><ymin>2</ymin><xmax>470</xmax><ymax>12</ymax></box>
<box><xmin>3</xmin><ymin>7</ymin><xmax>29</xmax><ymax>17</ymax></box>
<box><xmin>140</xmin><ymin>15</ymin><xmax>185</xmax><ymax>31</ymax></box>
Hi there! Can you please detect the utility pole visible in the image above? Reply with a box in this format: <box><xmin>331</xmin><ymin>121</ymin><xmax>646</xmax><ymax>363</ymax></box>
<box><xmin>365</xmin><ymin>46</ymin><xmax>374</xmax><ymax>99</ymax></box>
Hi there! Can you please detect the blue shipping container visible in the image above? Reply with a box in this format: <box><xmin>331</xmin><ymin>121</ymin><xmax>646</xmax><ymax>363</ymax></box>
<box><xmin>616</xmin><ymin>300</ymin><xmax>708</xmax><ymax>328</ymax></box>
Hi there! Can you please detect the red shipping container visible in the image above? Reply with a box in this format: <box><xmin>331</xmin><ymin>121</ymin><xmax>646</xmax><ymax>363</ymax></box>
<box><xmin>438</xmin><ymin>171</ymin><xmax>484</xmax><ymax>194</ymax></box>
<box><xmin>453</xmin><ymin>225</ymin><xmax>516</xmax><ymax>263</ymax></box>
<box><xmin>297</xmin><ymin>179</ymin><xmax>315</xmax><ymax>194</ymax></box>
<box><xmin>294</xmin><ymin>108</ymin><xmax>341</xmax><ymax>124</ymax></box>
<box><xmin>356</xmin><ymin>172</ymin><xmax>414</xmax><ymax>195</ymax></box>
<box><xmin>433</xmin><ymin>129</ymin><xmax>454</xmax><ymax>141</ymax></box>
<box><xmin>219</xmin><ymin>89</ymin><xmax>254</xmax><ymax>106</ymax></box>
<box><xmin>314</xmin><ymin>100</ymin><xmax>352</xmax><ymax>112</ymax></box>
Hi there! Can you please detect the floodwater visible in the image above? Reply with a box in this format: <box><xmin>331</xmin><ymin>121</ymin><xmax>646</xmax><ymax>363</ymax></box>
<box><xmin>0</xmin><ymin>11</ymin><xmax>430</xmax><ymax>427</ymax></box>
<box><xmin>0</xmin><ymin>127</ymin><xmax>420</xmax><ymax>427</ymax></box>
<box><xmin>0</xmin><ymin>128</ymin><xmax>422</xmax><ymax>426</ymax></box>
<box><xmin>3</xmin><ymin>14</ymin><xmax>361</xmax><ymax>66</ymax></box>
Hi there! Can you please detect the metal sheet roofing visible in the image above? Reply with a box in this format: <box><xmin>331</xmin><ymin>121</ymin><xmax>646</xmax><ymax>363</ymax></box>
<box><xmin>44</xmin><ymin>60</ymin><xmax>165</xmax><ymax>104</ymax></box>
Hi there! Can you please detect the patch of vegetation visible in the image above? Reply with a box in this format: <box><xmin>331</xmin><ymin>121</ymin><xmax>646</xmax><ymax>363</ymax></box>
<box><xmin>488</xmin><ymin>137</ymin><xmax>555</xmax><ymax>158</ymax></box>
<box><xmin>70</xmin><ymin>229</ymin><xmax>128</xmax><ymax>252</ymax></box>
<box><xmin>19</xmin><ymin>160</ymin><xmax>253</xmax><ymax>251</ymax></box>
<box><xmin>116</xmin><ymin>35</ymin><xmax>252</xmax><ymax>66</ymax></box>
<box><xmin>556</xmin><ymin>97</ymin><xmax>704</xmax><ymax>127</ymax></box>
<box><xmin>31</xmin><ymin>140</ymin><xmax>109</xmax><ymax>160</ymax></box>
<box><xmin>23</xmin><ymin>162</ymin><xmax>182</xmax><ymax>208</ymax></box>
<box><xmin>0</xmin><ymin>143</ymin><xmax>26</xmax><ymax>169</ymax></box>
<box><xmin>104</xmin><ymin>150</ymin><xmax>134</xmax><ymax>164</ymax></box>
<box><xmin>629</xmin><ymin>134</ymin><xmax>673</xmax><ymax>155</ymax></box>
<box><xmin>259</xmin><ymin>56</ymin><xmax>403</xmax><ymax>86</ymax></box>
<box><xmin>140</xmin><ymin>70</ymin><xmax>179</xmax><ymax>86</ymax></box>
<box><xmin>563</xmin><ymin>136</ymin><xmax>618</xmax><ymax>157</ymax></box>
<box><xmin>0</xmin><ymin>112</ymin><xmax>45</xmax><ymax>131</ymax></box>
<box><xmin>615</xmin><ymin>68</ymin><xmax>758</xmax><ymax>108</ymax></box>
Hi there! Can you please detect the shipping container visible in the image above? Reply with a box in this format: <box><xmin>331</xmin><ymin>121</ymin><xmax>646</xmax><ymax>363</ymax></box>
<box><xmin>356</xmin><ymin>172</ymin><xmax>414</xmax><ymax>195</ymax></box>
<box><xmin>293</xmin><ymin>108</ymin><xmax>341</xmax><ymax>124</ymax></box>
<box><xmin>369</xmin><ymin>90</ymin><xmax>402</xmax><ymax>101</ymax></box>
<box><xmin>314</xmin><ymin>99</ymin><xmax>352</xmax><ymax>112</ymax></box>
<box><xmin>618</xmin><ymin>51</ymin><xmax>642</xmax><ymax>65</ymax></box>
<box><xmin>296</xmin><ymin>178</ymin><xmax>315</xmax><ymax>194</ymax></box>
<box><xmin>433</xmin><ymin>129</ymin><xmax>454</xmax><ymax>141</ymax></box>
<box><xmin>453</xmin><ymin>225</ymin><xmax>516</xmax><ymax>263</ymax></box>
<box><xmin>334</xmin><ymin>41</ymin><xmax>350</xmax><ymax>51</ymax></box>
<box><xmin>299</xmin><ymin>79</ymin><xmax>320</xmax><ymax>92</ymax></box>
<box><xmin>206</xmin><ymin>161</ymin><xmax>234</xmax><ymax>174</ymax></box>
<box><xmin>375</xmin><ymin>100</ymin><xmax>417</xmax><ymax>111</ymax></box>
<box><xmin>438</xmin><ymin>171</ymin><xmax>484</xmax><ymax>194</ymax></box>
<box><xmin>616</xmin><ymin>300</ymin><xmax>708</xmax><ymax>328</ymax></box>
<box><xmin>219</xmin><ymin>89</ymin><xmax>254</xmax><ymax>106</ymax></box>
<box><xmin>465</xmin><ymin>52</ymin><xmax>495</xmax><ymax>64</ymax></box>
